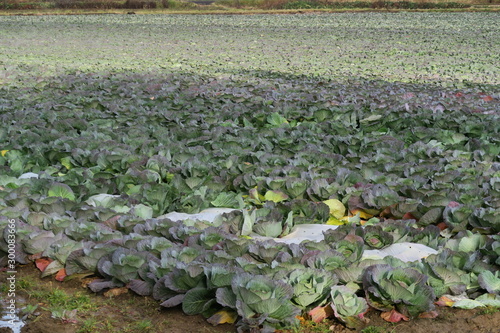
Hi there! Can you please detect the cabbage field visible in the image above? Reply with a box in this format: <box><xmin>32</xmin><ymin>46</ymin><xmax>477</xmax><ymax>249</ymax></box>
<box><xmin>0</xmin><ymin>12</ymin><xmax>499</xmax><ymax>333</ymax></box>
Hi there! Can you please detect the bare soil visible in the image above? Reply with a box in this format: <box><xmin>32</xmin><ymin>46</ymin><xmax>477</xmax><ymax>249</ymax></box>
<box><xmin>1</xmin><ymin>264</ymin><xmax>499</xmax><ymax>333</ymax></box>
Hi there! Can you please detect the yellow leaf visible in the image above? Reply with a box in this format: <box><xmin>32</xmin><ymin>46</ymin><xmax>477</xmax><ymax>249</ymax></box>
<box><xmin>60</xmin><ymin>156</ymin><xmax>72</xmax><ymax>170</ymax></box>
<box><xmin>326</xmin><ymin>216</ymin><xmax>345</xmax><ymax>225</ymax></box>
<box><xmin>207</xmin><ymin>309</ymin><xmax>238</xmax><ymax>325</ymax></box>
<box><xmin>350</xmin><ymin>209</ymin><xmax>374</xmax><ymax>220</ymax></box>
<box><xmin>435</xmin><ymin>296</ymin><xmax>455</xmax><ymax>307</ymax></box>
<box><xmin>0</xmin><ymin>150</ymin><xmax>8</xmax><ymax>157</ymax></box>
<box><xmin>264</xmin><ymin>190</ymin><xmax>289</xmax><ymax>203</ymax></box>
<box><xmin>323</xmin><ymin>199</ymin><xmax>346</xmax><ymax>219</ymax></box>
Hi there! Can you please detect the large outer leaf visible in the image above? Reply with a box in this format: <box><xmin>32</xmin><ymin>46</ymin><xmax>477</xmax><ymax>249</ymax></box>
<box><xmin>48</xmin><ymin>183</ymin><xmax>75</xmax><ymax>201</ymax></box>
<box><xmin>182</xmin><ymin>288</ymin><xmax>216</xmax><ymax>315</ymax></box>
<box><xmin>478</xmin><ymin>271</ymin><xmax>500</xmax><ymax>294</ymax></box>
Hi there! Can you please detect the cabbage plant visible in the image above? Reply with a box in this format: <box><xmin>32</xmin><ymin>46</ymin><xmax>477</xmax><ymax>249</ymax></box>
<box><xmin>286</xmin><ymin>268</ymin><xmax>338</xmax><ymax>309</ymax></box>
<box><xmin>330</xmin><ymin>285</ymin><xmax>369</xmax><ymax>329</ymax></box>
<box><xmin>216</xmin><ymin>273</ymin><xmax>300</xmax><ymax>332</ymax></box>
<box><xmin>363</xmin><ymin>264</ymin><xmax>435</xmax><ymax>318</ymax></box>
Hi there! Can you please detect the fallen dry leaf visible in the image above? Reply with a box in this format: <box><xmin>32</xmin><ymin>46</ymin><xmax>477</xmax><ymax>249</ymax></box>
<box><xmin>435</xmin><ymin>295</ymin><xmax>455</xmax><ymax>307</ymax></box>
<box><xmin>419</xmin><ymin>310</ymin><xmax>439</xmax><ymax>319</ymax></box>
<box><xmin>35</xmin><ymin>258</ymin><xmax>53</xmax><ymax>272</ymax></box>
<box><xmin>381</xmin><ymin>309</ymin><xmax>409</xmax><ymax>323</ymax></box>
<box><xmin>207</xmin><ymin>309</ymin><xmax>238</xmax><ymax>326</ymax></box>
<box><xmin>104</xmin><ymin>287</ymin><xmax>129</xmax><ymax>298</ymax></box>
<box><xmin>308</xmin><ymin>304</ymin><xmax>334</xmax><ymax>323</ymax></box>
<box><xmin>55</xmin><ymin>268</ymin><xmax>67</xmax><ymax>282</ymax></box>
<box><xmin>81</xmin><ymin>277</ymin><xmax>100</xmax><ymax>288</ymax></box>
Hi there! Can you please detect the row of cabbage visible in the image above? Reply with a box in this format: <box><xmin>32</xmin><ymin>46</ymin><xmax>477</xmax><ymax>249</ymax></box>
<box><xmin>1</xmin><ymin>198</ymin><xmax>499</xmax><ymax>330</ymax></box>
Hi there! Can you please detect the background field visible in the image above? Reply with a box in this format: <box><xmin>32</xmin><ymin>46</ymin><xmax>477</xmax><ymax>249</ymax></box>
<box><xmin>1</xmin><ymin>0</ymin><xmax>500</xmax><ymax>11</ymax></box>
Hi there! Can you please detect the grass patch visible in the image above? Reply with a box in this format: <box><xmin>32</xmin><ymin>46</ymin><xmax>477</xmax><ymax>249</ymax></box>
<box><xmin>361</xmin><ymin>326</ymin><xmax>387</xmax><ymax>333</ymax></box>
<box><xmin>128</xmin><ymin>319</ymin><xmax>154</xmax><ymax>332</ymax></box>
<box><xmin>28</xmin><ymin>287</ymin><xmax>97</xmax><ymax>313</ymax></box>
<box><xmin>77</xmin><ymin>318</ymin><xmax>100</xmax><ymax>333</ymax></box>
<box><xmin>477</xmin><ymin>306</ymin><xmax>500</xmax><ymax>316</ymax></box>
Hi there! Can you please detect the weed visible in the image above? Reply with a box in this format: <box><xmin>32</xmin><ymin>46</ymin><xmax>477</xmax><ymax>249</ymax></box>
<box><xmin>18</xmin><ymin>280</ymin><xmax>35</xmax><ymax>290</ymax></box>
<box><xmin>50</xmin><ymin>308</ymin><xmax>78</xmax><ymax>323</ymax></box>
<box><xmin>25</xmin><ymin>285</ymin><xmax>98</xmax><ymax>319</ymax></box>
<box><xmin>77</xmin><ymin>318</ymin><xmax>99</xmax><ymax>333</ymax></box>
<box><xmin>43</xmin><ymin>289</ymin><xmax>96</xmax><ymax>312</ymax></box>
<box><xmin>477</xmin><ymin>306</ymin><xmax>500</xmax><ymax>316</ymax></box>
<box><xmin>362</xmin><ymin>326</ymin><xmax>386</xmax><ymax>333</ymax></box>
<box><xmin>134</xmin><ymin>319</ymin><xmax>154</xmax><ymax>331</ymax></box>
<box><xmin>20</xmin><ymin>304</ymin><xmax>39</xmax><ymax>319</ymax></box>
<box><xmin>281</xmin><ymin>319</ymin><xmax>333</xmax><ymax>333</ymax></box>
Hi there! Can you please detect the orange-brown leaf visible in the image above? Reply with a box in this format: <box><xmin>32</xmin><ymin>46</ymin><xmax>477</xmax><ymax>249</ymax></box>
<box><xmin>308</xmin><ymin>304</ymin><xmax>334</xmax><ymax>323</ymax></box>
<box><xmin>55</xmin><ymin>268</ymin><xmax>67</xmax><ymax>282</ymax></box>
<box><xmin>435</xmin><ymin>296</ymin><xmax>455</xmax><ymax>307</ymax></box>
<box><xmin>436</xmin><ymin>222</ymin><xmax>448</xmax><ymax>231</ymax></box>
<box><xmin>419</xmin><ymin>311</ymin><xmax>438</xmax><ymax>319</ymax></box>
<box><xmin>380</xmin><ymin>309</ymin><xmax>409</xmax><ymax>323</ymax></box>
<box><xmin>35</xmin><ymin>258</ymin><xmax>53</xmax><ymax>272</ymax></box>
<box><xmin>402</xmin><ymin>212</ymin><xmax>416</xmax><ymax>220</ymax></box>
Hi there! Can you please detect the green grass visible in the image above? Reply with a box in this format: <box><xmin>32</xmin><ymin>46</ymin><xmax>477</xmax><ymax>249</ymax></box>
<box><xmin>77</xmin><ymin>318</ymin><xmax>100</xmax><ymax>333</ymax></box>
<box><xmin>477</xmin><ymin>306</ymin><xmax>500</xmax><ymax>316</ymax></box>
<box><xmin>27</xmin><ymin>288</ymin><xmax>97</xmax><ymax>313</ymax></box>
<box><xmin>361</xmin><ymin>326</ymin><xmax>387</xmax><ymax>333</ymax></box>
<box><xmin>128</xmin><ymin>319</ymin><xmax>154</xmax><ymax>332</ymax></box>
<box><xmin>17</xmin><ymin>277</ymin><xmax>37</xmax><ymax>290</ymax></box>
<box><xmin>0</xmin><ymin>275</ymin><xmax>36</xmax><ymax>292</ymax></box>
